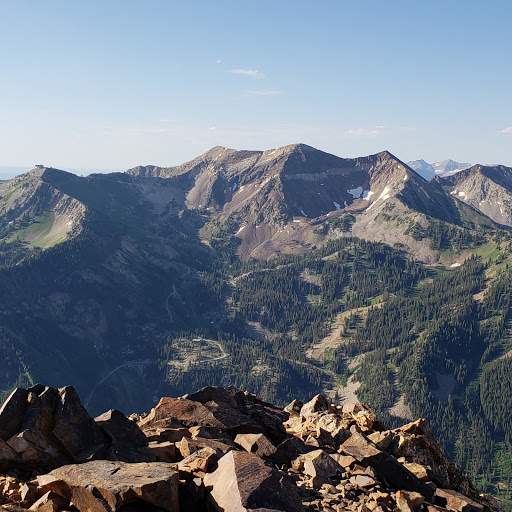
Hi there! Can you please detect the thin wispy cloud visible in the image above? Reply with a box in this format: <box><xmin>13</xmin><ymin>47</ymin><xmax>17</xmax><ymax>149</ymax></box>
<box><xmin>347</xmin><ymin>126</ymin><xmax>384</xmax><ymax>136</ymax></box>
<box><xmin>500</xmin><ymin>126</ymin><xmax>512</xmax><ymax>134</ymax></box>
<box><xmin>228</xmin><ymin>69</ymin><xmax>265</xmax><ymax>79</ymax></box>
<box><xmin>247</xmin><ymin>89</ymin><xmax>282</xmax><ymax>96</ymax></box>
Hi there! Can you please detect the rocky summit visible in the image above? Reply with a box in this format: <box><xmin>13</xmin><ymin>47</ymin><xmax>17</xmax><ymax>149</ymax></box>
<box><xmin>0</xmin><ymin>385</ymin><xmax>503</xmax><ymax>512</ymax></box>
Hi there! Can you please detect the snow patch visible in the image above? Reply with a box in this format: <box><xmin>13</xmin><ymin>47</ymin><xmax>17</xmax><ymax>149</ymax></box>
<box><xmin>236</xmin><ymin>225</ymin><xmax>245</xmax><ymax>235</ymax></box>
<box><xmin>377</xmin><ymin>186</ymin><xmax>391</xmax><ymax>202</ymax></box>
<box><xmin>333</xmin><ymin>201</ymin><xmax>341</xmax><ymax>211</ymax></box>
<box><xmin>450</xmin><ymin>263</ymin><xmax>461</xmax><ymax>268</ymax></box>
<box><xmin>363</xmin><ymin>190</ymin><xmax>374</xmax><ymax>201</ymax></box>
<box><xmin>344</xmin><ymin>201</ymin><xmax>348</xmax><ymax>207</ymax></box>
<box><xmin>347</xmin><ymin>186</ymin><xmax>363</xmax><ymax>198</ymax></box>
<box><xmin>300</xmin><ymin>209</ymin><xmax>307</xmax><ymax>217</ymax></box>
<box><xmin>293</xmin><ymin>219</ymin><xmax>301</xmax><ymax>223</ymax></box>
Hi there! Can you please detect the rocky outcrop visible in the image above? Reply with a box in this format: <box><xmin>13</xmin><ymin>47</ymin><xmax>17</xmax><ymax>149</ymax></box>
<box><xmin>0</xmin><ymin>385</ymin><xmax>504</xmax><ymax>512</ymax></box>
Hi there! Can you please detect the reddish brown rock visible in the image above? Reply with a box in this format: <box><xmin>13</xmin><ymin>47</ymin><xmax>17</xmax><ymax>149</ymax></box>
<box><xmin>204</xmin><ymin>450</ymin><xmax>303</xmax><ymax>512</ymax></box>
<box><xmin>0</xmin><ymin>389</ymin><xmax>29</xmax><ymax>441</ymax></box>
<box><xmin>283</xmin><ymin>399</ymin><xmax>303</xmax><ymax>416</ymax></box>
<box><xmin>300</xmin><ymin>394</ymin><xmax>333</xmax><ymax>418</ymax></box>
<box><xmin>395</xmin><ymin>490</ymin><xmax>425</xmax><ymax>512</ymax></box>
<box><xmin>142</xmin><ymin>426</ymin><xmax>191</xmax><ymax>443</ymax></box>
<box><xmin>178</xmin><ymin>437</ymin><xmax>233</xmax><ymax>459</ymax></box>
<box><xmin>0</xmin><ymin>439</ymin><xmax>21</xmax><ymax>472</ymax></box>
<box><xmin>37</xmin><ymin>460</ymin><xmax>179</xmax><ymax>512</ymax></box>
<box><xmin>94</xmin><ymin>409</ymin><xmax>153</xmax><ymax>463</ymax></box>
<box><xmin>1</xmin><ymin>385</ymin><xmax>109</xmax><ymax>469</ymax></box>
<box><xmin>52</xmin><ymin>386</ymin><xmax>108</xmax><ymax>461</ymax></box>
<box><xmin>188</xmin><ymin>386</ymin><xmax>288</xmax><ymax>443</ymax></box>
<box><xmin>297</xmin><ymin>449</ymin><xmax>343</xmax><ymax>481</ymax></box>
<box><xmin>28</xmin><ymin>491</ymin><xmax>68</xmax><ymax>512</ymax></box>
<box><xmin>138</xmin><ymin>397</ymin><xmax>225</xmax><ymax>430</ymax></box>
<box><xmin>178</xmin><ymin>446</ymin><xmax>218</xmax><ymax>477</ymax></box>
<box><xmin>435</xmin><ymin>488</ymin><xmax>485</xmax><ymax>512</ymax></box>
<box><xmin>147</xmin><ymin>441</ymin><xmax>176</xmax><ymax>462</ymax></box>
<box><xmin>234</xmin><ymin>433</ymin><xmax>277</xmax><ymax>457</ymax></box>
<box><xmin>340</xmin><ymin>432</ymin><xmax>433</xmax><ymax>498</ymax></box>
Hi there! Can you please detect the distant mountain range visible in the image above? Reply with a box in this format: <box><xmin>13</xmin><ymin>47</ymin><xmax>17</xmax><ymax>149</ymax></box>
<box><xmin>407</xmin><ymin>159</ymin><xmax>472</xmax><ymax>180</ymax></box>
<box><xmin>1</xmin><ymin>144</ymin><xmax>512</xmax><ymax>505</ymax></box>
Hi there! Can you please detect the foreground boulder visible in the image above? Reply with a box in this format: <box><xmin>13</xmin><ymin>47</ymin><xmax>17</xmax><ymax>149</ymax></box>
<box><xmin>340</xmin><ymin>431</ymin><xmax>434</xmax><ymax>498</ymax></box>
<box><xmin>0</xmin><ymin>385</ymin><xmax>152</xmax><ymax>472</ymax></box>
<box><xmin>204</xmin><ymin>450</ymin><xmax>303</xmax><ymax>512</ymax></box>
<box><xmin>37</xmin><ymin>460</ymin><xmax>179</xmax><ymax>512</ymax></box>
<box><xmin>0</xmin><ymin>386</ymin><xmax>504</xmax><ymax>512</ymax></box>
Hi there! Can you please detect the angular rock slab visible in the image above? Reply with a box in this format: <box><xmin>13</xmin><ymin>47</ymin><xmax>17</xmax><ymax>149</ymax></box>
<box><xmin>204</xmin><ymin>450</ymin><xmax>303</xmax><ymax>512</ymax></box>
<box><xmin>435</xmin><ymin>488</ymin><xmax>484</xmax><ymax>512</ymax></box>
<box><xmin>340</xmin><ymin>432</ymin><xmax>433</xmax><ymax>498</ymax></box>
<box><xmin>234</xmin><ymin>433</ymin><xmax>277</xmax><ymax>457</ymax></box>
<box><xmin>38</xmin><ymin>460</ymin><xmax>178</xmax><ymax>512</ymax></box>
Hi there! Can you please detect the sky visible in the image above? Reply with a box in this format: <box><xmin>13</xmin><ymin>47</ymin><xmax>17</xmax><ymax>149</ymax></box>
<box><xmin>0</xmin><ymin>1</ymin><xmax>511</xmax><ymax>176</ymax></box>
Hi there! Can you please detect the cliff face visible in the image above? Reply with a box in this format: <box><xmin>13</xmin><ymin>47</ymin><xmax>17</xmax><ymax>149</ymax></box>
<box><xmin>0</xmin><ymin>384</ymin><xmax>502</xmax><ymax>512</ymax></box>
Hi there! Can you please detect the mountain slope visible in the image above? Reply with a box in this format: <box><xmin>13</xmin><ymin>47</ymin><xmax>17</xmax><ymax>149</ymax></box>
<box><xmin>130</xmin><ymin>145</ymin><xmax>497</xmax><ymax>263</ymax></box>
<box><xmin>433</xmin><ymin>164</ymin><xmax>512</xmax><ymax>227</ymax></box>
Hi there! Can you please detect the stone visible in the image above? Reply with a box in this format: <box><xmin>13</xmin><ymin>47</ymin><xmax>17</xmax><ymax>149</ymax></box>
<box><xmin>284</xmin><ymin>399</ymin><xmax>303</xmax><ymax>416</ymax></box>
<box><xmin>299</xmin><ymin>449</ymin><xmax>343</xmax><ymax>481</ymax></box>
<box><xmin>300</xmin><ymin>394</ymin><xmax>333</xmax><ymax>418</ymax></box>
<box><xmin>94</xmin><ymin>409</ymin><xmax>153</xmax><ymax>462</ymax></box>
<box><xmin>0</xmin><ymin>389</ymin><xmax>29</xmax><ymax>441</ymax></box>
<box><xmin>234</xmin><ymin>433</ymin><xmax>277</xmax><ymax>457</ymax></box>
<box><xmin>187</xmin><ymin>386</ymin><xmax>288</xmax><ymax>443</ymax></box>
<box><xmin>204</xmin><ymin>450</ymin><xmax>303</xmax><ymax>512</ymax></box>
<box><xmin>189</xmin><ymin>425</ymin><xmax>214</xmax><ymax>439</ymax></box>
<box><xmin>52</xmin><ymin>386</ymin><xmax>108</xmax><ymax>462</ymax></box>
<box><xmin>269</xmin><ymin>436</ymin><xmax>311</xmax><ymax>467</ymax></box>
<box><xmin>395</xmin><ymin>490</ymin><xmax>425</xmax><ymax>512</ymax></box>
<box><xmin>178</xmin><ymin>446</ymin><xmax>217</xmax><ymax>477</ymax></box>
<box><xmin>349</xmin><ymin>475</ymin><xmax>376</xmax><ymax>488</ymax></box>
<box><xmin>332</xmin><ymin>454</ymin><xmax>356</xmax><ymax>468</ymax></box>
<box><xmin>340</xmin><ymin>432</ymin><xmax>433</xmax><ymax>498</ymax></box>
<box><xmin>138</xmin><ymin>397</ymin><xmax>225</xmax><ymax>430</ymax></box>
<box><xmin>0</xmin><ymin>439</ymin><xmax>21</xmax><ymax>472</ymax></box>
<box><xmin>38</xmin><ymin>460</ymin><xmax>178</xmax><ymax>512</ymax></box>
<box><xmin>147</xmin><ymin>441</ymin><xmax>176</xmax><ymax>462</ymax></box>
<box><xmin>179</xmin><ymin>437</ymin><xmax>233</xmax><ymax>459</ymax></box>
<box><xmin>142</xmin><ymin>427</ymin><xmax>191</xmax><ymax>443</ymax></box>
<box><xmin>20</xmin><ymin>483</ymin><xmax>39</xmax><ymax>503</ymax></box>
<box><xmin>28</xmin><ymin>491</ymin><xmax>68</xmax><ymax>512</ymax></box>
<box><xmin>2</xmin><ymin>385</ymin><xmax>111</xmax><ymax>469</ymax></box>
<box><xmin>434</xmin><ymin>488</ymin><xmax>484</xmax><ymax>512</ymax></box>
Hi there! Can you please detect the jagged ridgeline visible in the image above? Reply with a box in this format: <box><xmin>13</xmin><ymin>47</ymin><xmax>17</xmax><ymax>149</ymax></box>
<box><xmin>0</xmin><ymin>384</ymin><xmax>504</xmax><ymax>512</ymax></box>
<box><xmin>0</xmin><ymin>145</ymin><xmax>512</xmax><ymax>508</ymax></box>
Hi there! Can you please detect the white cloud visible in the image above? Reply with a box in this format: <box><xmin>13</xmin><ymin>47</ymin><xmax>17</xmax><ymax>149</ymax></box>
<box><xmin>247</xmin><ymin>89</ymin><xmax>282</xmax><ymax>96</ymax></box>
<box><xmin>347</xmin><ymin>126</ymin><xmax>385</xmax><ymax>136</ymax></box>
<box><xmin>500</xmin><ymin>126</ymin><xmax>512</xmax><ymax>134</ymax></box>
<box><xmin>209</xmin><ymin>126</ymin><xmax>216</xmax><ymax>131</ymax></box>
<box><xmin>228</xmin><ymin>69</ymin><xmax>265</xmax><ymax>79</ymax></box>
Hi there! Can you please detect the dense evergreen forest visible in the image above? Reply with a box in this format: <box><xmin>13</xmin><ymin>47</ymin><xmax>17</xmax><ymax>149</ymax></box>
<box><xmin>1</xmin><ymin>219</ymin><xmax>511</xmax><ymax>507</ymax></box>
<box><xmin>159</xmin><ymin>236</ymin><xmax>512</xmax><ymax>508</ymax></box>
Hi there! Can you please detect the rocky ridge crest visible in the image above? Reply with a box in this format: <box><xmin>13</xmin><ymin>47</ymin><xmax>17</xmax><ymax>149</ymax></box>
<box><xmin>0</xmin><ymin>384</ymin><xmax>502</xmax><ymax>512</ymax></box>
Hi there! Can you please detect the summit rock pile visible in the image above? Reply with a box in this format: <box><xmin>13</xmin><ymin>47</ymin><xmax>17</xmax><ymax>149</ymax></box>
<box><xmin>0</xmin><ymin>384</ymin><xmax>503</xmax><ymax>512</ymax></box>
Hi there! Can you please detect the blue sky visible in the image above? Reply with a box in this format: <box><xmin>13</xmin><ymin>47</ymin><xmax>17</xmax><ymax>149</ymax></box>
<box><xmin>0</xmin><ymin>1</ymin><xmax>511</xmax><ymax>174</ymax></box>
